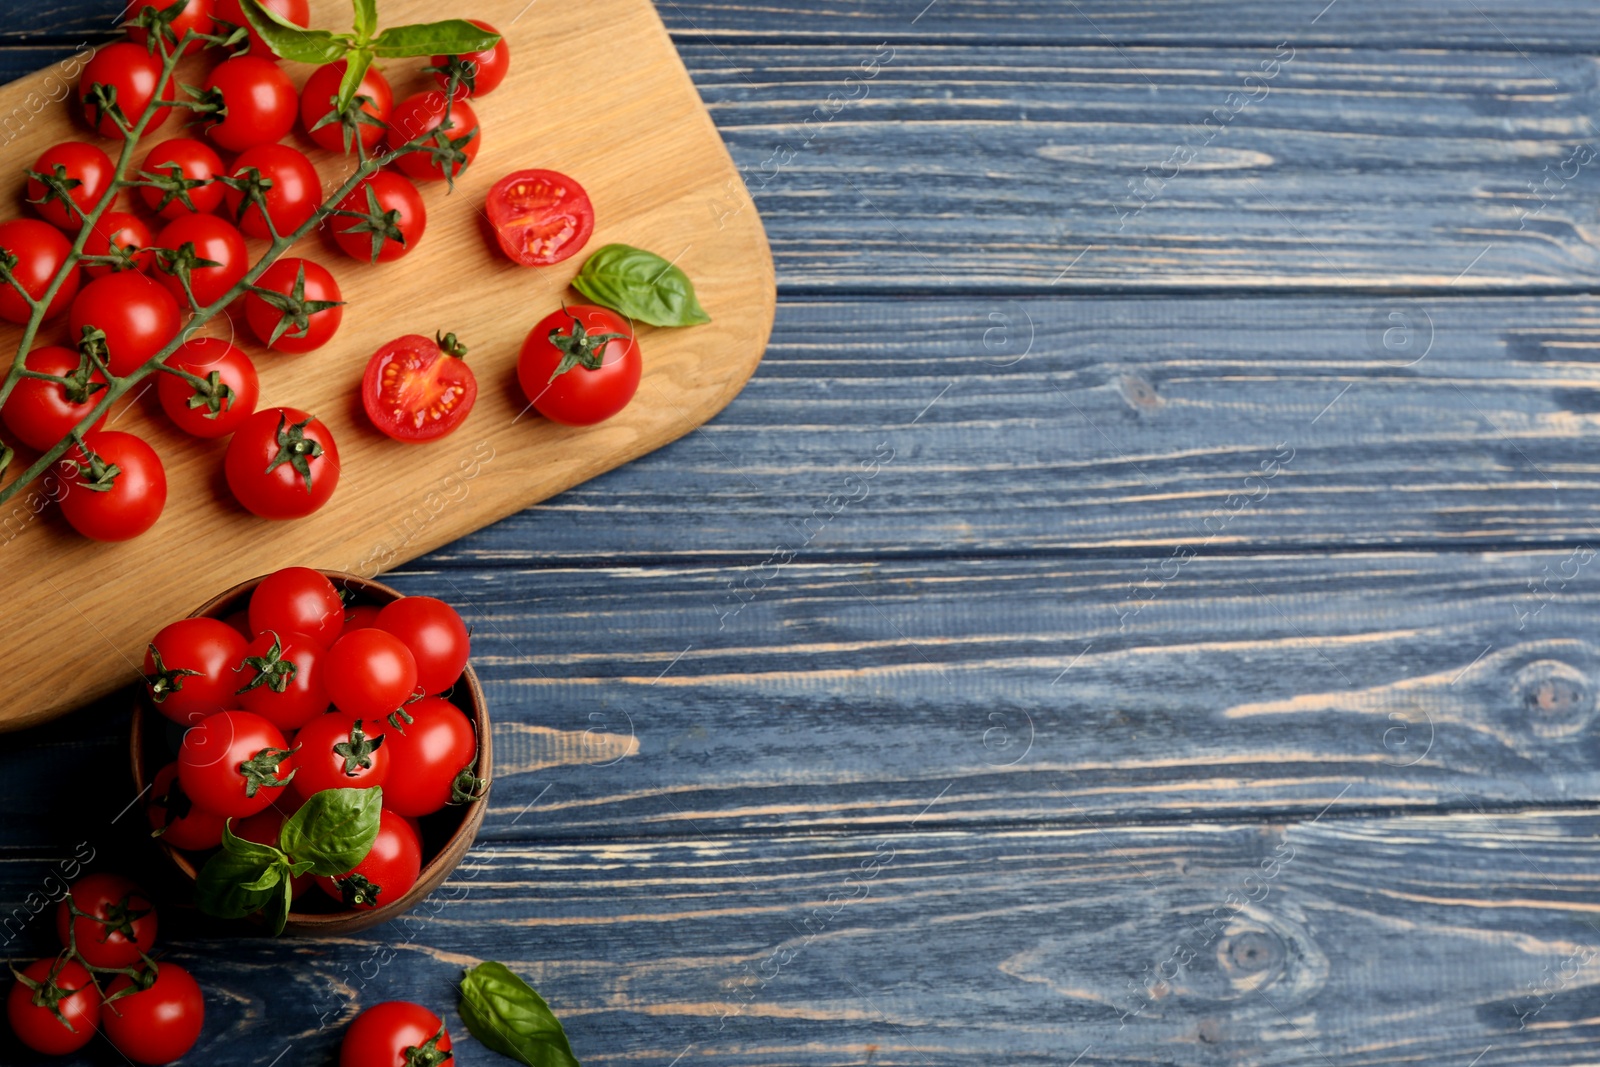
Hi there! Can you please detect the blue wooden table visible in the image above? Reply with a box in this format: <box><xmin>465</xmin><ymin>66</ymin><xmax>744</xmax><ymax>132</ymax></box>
<box><xmin>6</xmin><ymin>1</ymin><xmax>1600</xmax><ymax>1063</ymax></box>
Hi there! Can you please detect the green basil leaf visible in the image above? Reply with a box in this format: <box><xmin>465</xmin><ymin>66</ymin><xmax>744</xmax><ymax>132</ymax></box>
<box><xmin>195</xmin><ymin>851</ymin><xmax>281</xmax><ymax>920</ymax></box>
<box><xmin>571</xmin><ymin>244</ymin><xmax>712</xmax><ymax>328</ymax></box>
<box><xmin>336</xmin><ymin>49</ymin><xmax>375</xmax><ymax>115</ymax></box>
<box><xmin>371</xmin><ymin>20</ymin><xmax>501</xmax><ymax>58</ymax></box>
<box><xmin>221</xmin><ymin>818</ymin><xmax>286</xmax><ymax>867</ymax></box>
<box><xmin>460</xmin><ymin>962</ymin><xmax>582</xmax><ymax>1067</ymax></box>
<box><xmin>237</xmin><ymin>0</ymin><xmax>349</xmax><ymax>63</ymax></box>
<box><xmin>280</xmin><ymin>786</ymin><xmax>382</xmax><ymax>876</ymax></box>
<box><xmin>268</xmin><ymin>877</ymin><xmax>292</xmax><ymax>936</ymax></box>
<box><xmin>351</xmin><ymin>0</ymin><xmax>378</xmax><ymax>40</ymax></box>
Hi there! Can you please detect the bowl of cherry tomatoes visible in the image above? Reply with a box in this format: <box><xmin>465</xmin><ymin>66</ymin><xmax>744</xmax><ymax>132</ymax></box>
<box><xmin>129</xmin><ymin>567</ymin><xmax>490</xmax><ymax>936</ymax></box>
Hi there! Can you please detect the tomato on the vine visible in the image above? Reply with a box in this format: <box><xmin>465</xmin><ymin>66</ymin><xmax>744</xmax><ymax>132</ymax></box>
<box><xmin>139</xmin><ymin>137</ymin><xmax>226</xmax><ymax>219</ymax></box>
<box><xmin>317</xmin><ymin>808</ymin><xmax>420</xmax><ymax>910</ymax></box>
<box><xmin>27</xmin><ymin>142</ymin><xmax>113</xmax><ymax>231</ymax></box>
<box><xmin>224</xmin><ymin>406</ymin><xmax>340</xmax><ymax>519</ymax></box>
<box><xmin>430</xmin><ymin>18</ymin><xmax>510</xmax><ymax>100</ymax></box>
<box><xmin>289</xmin><ymin>713</ymin><xmax>389</xmax><ymax>803</ymax></box>
<box><xmin>236</xmin><ymin>630</ymin><xmax>330</xmax><ymax>730</ymax></box>
<box><xmin>361</xmin><ymin>333</ymin><xmax>476</xmax><ymax>443</ymax></box>
<box><xmin>157</xmin><ymin>337</ymin><xmax>259</xmax><ymax>439</ymax></box>
<box><xmin>380</xmin><ymin>696</ymin><xmax>478</xmax><ymax>817</ymax></box>
<box><xmin>1</xmin><ymin>346</ymin><xmax>106</xmax><ymax>451</ymax></box>
<box><xmin>83</xmin><ymin>211</ymin><xmax>156</xmax><ymax>279</ymax></box>
<box><xmin>250</xmin><ymin>567</ymin><xmax>345</xmax><ymax>648</ymax></box>
<box><xmin>128</xmin><ymin>0</ymin><xmax>215</xmax><ymax>55</ymax></box>
<box><xmin>331</xmin><ymin>171</ymin><xmax>426</xmax><ymax>262</ymax></box>
<box><xmin>0</xmin><ymin>219</ymin><xmax>78</xmax><ymax>324</ymax></box>
<box><xmin>339</xmin><ymin>1001</ymin><xmax>452</xmax><ymax>1067</ymax></box>
<box><xmin>56</xmin><ymin>431</ymin><xmax>167</xmax><ymax>542</ymax></box>
<box><xmin>80</xmin><ymin>42</ymin><xmax>174</xmax><ymax>138</ymax></box>
<box><xmin>69</xmin><ymin>271</ymin><xmax>180</xmax><ymax>376</ymax></box>
<box><xmin>103</xmin><ymin>962</ymin><xmax>206</xmax><ymax>1065</ymax></box>
<box><xmin>376</xmin><ymin>597</ymin><xmax>470</xmax><ymax>694</ymax></box>
<box><xmin>154</xmin><ymin>213</ymin><xmax>249</xmax><ymax>309</ymax></box>
<box><xmin>388</xmin><ymin>92</ymin><xmax>480</xmax><ymax>183</ymax></box>
<box><xmin>325</xmin><ymin>629</ymin><xmax>418</xmax><ymax>720</ymax></box>
<box><xmin>202</xmin><ymin>56</ymin><xmax>297</xmax><ymax>152</ymax></box>
<box><xmin>55</xmin><ymin>873</ymin><xmax>157</xmax><ymax>969</ymax></box>
<box><xmin>301</xmin><ymin>60</ymin><xmax>393</xmax><ymax>153</ymax></box>
<box><xmin>214</xmin><ymin>0</ymin><xmax>309</xmax><ymax>58</ymax></box>
<box><xmin>147</xmin><ymin>761</ymin><xmax>227</xmax><ymax>850</ymax></box>
<box><xmin>485</xmin><ymin>169</ymin><xmax>593</xmax><ymax>267</ymax></box>
<box><xmin>144</xmin><ymin>617</ymin><xmax>249</xmax><ymax>725</ymax></box>
<box><xmin>7</xmin><ymin>957</ymin><xmax>101</xmax><ymax>1056</ymax></box>
<box><xmin>224</xmin><ymin>143</ymin><xmax>321</xmax><ymax>240</ymax></box>
<box><xmin>178</xmin><ymin>709</ymin><xmax>296</xmax><ymax>818</ymax></box>
<box><xmin>517</xmin><ymin>304</ymin><xmax>641</xmax><ymax>426</ymax></box>
<box><xmin>244</xmin><ymin>258</ymin><xmax>343</xmax><ymax>353</ymax></box>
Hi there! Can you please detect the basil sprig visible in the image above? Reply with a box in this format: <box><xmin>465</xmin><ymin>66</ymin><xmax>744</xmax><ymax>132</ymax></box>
<box><xmin>194</xmin><ymin>787</ymin><xmax>382</xmax><ymax>935</ymax></box>
<box><xmin>571</xmin><ymin>244</ymin><xmax>712</xmax><ymax>328</ymax></box>
<box><xmin>459</xmin><ymin>961</ymin><xmax>582</xmax><ymax>1067</ymax></box>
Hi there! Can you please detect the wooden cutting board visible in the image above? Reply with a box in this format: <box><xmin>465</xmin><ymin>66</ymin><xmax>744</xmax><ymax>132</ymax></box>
<box><xmin>0</xmin><ymin>0</ymin><xmax>774</xmax><ymax>731</ymax></box>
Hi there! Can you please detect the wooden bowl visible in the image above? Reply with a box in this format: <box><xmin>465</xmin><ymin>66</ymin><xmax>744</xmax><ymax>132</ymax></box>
<box><xmin>130</xmin><ymin>571</ymin><xmax>491</xmax><ymax>936</ymax></box>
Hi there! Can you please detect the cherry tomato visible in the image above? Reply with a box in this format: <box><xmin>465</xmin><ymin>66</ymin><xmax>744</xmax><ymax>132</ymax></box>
<box><xmin>236</xmin><ymin>630</ymin><xmax>329</xmax><ymax>730</ymax></box>
<box><xmin>430</xmin><ymin>19</ymin><xmax>510</xmax><ymax>100</ymax></box>
<box><xmin>139</xmin><ymin>137</ymin><xmax>226</xmax><ymax>219</ymax></box>
<box><xmin>301</xmin><ymin>60</ymin><xmax>393</xmax><ymax>153</ymax></box>
<box><xmin>144</xmin><ymin>616</ymin><xmax>249</xmax><ymax>725</ymax></box>
<box><xmin>345</xmin><ymin>603</ymin><xmax>381</xmax><ymax>630</ymax></box>
<box><xmin>7</xmin><ymin>957</ymin><xmax>101</xmax><ymax>1056</ymax></box>
<box><xmin>224</xmin><ymin>406</ymin><xmax>340</xmax><ymax>519</ymax></box>
<box><xmin>331</xmin><ymin>171</ymin><xmax>426</xmax><ymax>262</ymax></box>
<box><xmin>69</xmin><ymin>271</ymin><xmax>180</xmax><ymax>376</ymax></box>
<box><xmin>376</xmin><ymin>597</ymin><xmax>470</xmax><ymax>694</ymax></box>
<box><xmin>202</xmin><ymin>56</ymin><xmax>297</xmax><ymax>152</ymax></box>
<box><xmin>244</xmin><ymin>257</ymin><xmax>343</xmax><ymax>353</ymax></box>
<box><xmin>324</xmin><ymin>628</ymin><xmax>417</xmax><ymax>720</ymax></box>
<box><xmin>147</xmin><ymin>761</ymin><xmax>227</xmax><ymax>851</ymax></box>
<box><xmin>339</xmin><ymin>1001</ymin><xmax>451</xmax><ymax>1067</ymax></box>
<box><xmin>361</xmin><ymin>333</ymin><xmax>476</xmax><ymax>443</ymax></box>
<box><xmin>80</xmin><ymin>42</ymin><xmax>174</xmax><ymax>138</ymax></box>
<box><xmin>485</xmin><ymin>169</ymin><xmax>593</xmax><ymax>267</ymax></box>
<box><xmin>0</xmin><ymin>219</ymin><xmax>78</xmax><ymax>324</ymax></box>
<box><xmin>178</xmin><ymin>709</ymin><xmax>296</xmax><ymax>818</ymax></box>
<box><xmin>517</xmin><ymin>304</ymin><xmax>640</xmax><ymax>426</ymax></box>
<box><xmin>250</xmin><ymin>567</ymin><xmax>345</xmax><ymax>648</ymax></box>
<box><xmin>154</xmin><ymin>213</ymin><xmax>249</xmax><ymax>309</ymax></box>
<box><xmin>26</xmin><ymin>142</ymin><xmax>113</xmax><ymax>231</ymax></box>
<box><xmin>317</xmin><ymin>808</ymin><xmax>420</xmax><ymax>910</ymax></box>
<box><xmin>1</xmin><ymin>345</ymin><xmax>106</xmax><ymax>451</ymax></box>
<box><xmin>83</xmin><ymin>210</ymin><xmax>156</xmax><ymax>279</ymax></box>
<box><xmin>380</xmin><ymin>695</ymin><xmax>477</xmax><ymax>817</ymax></box>
<box><xmin>224</xmin><ymin>143</ymin><xmax>321</xmax><ymax>240</ymax></box>
<box><xmin>56</xmin><ymin>431</ymin><xmax>167</xmax><ymax>541</ymax></box>
<box><xmin>290</xmin><ymin>712</ymin><xmax>389</xmax><ymax>803</ymax></box>
<box><xmin>157</xmin><ymin>337</ymin><xmax>259</xmax><ymax>438</ymax></box>
<box><xmin>128</xmin><ymin>0</ymin><xmax>215</xmax><ymax>55</ymax></box>
<box><xmin>103</xmin><ymin>962</ymin><xmax>205</xmax><ymax>1065</ymax></box>
<box><xmin>388</xmin><ymin>92</ymin><xmax>479</xmax><ymax>184</ymax></box>
<box><xmin>55</xmin><ymin>873</ymin><xmax>157</xmax><ymax>969</ymax></box>
<box><xmin>214</xmin><ymin>0</ymin><xmax>309</xmax><ymax>59</ymax></box>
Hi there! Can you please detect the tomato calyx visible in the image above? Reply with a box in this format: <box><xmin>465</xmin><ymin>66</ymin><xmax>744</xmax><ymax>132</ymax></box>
<box><xmin>38</xmin><ymin>348</ymin><xmax>107</xmax><ymax>407</ymax></box>
<box><xmin>386</xmin><ymin>705</ymin><xmax>414</xmax><ymax>734</ymax></box>
<box><xmin>263</xmin><ymin>411</ymin><xmax>327</xmax><ymax>492</ymax></box>
<box><xmin>25</xmin><ymin>164</ymin><xmax>85</xmax><ymax>225</ymax></box>
<box><xmin>546</xmin><ymin>312</ymin><xmax>629</xmax><ymax>383</ymax></box>
<box><xmin>237</xmin><ymin>744</ymin><xmax>298</xmax><ymax>798</ymax></box>
<box><xmin>182</xmin><ymin>84</ymin><xmax>229</xmax><ymax>130</ymax></box>
<box><xmin>66</xmin><ymin>440</ymin><xmax>121</xmax><ymax>494</ymax></box>
<box><xmin>236</xmin><ymin>631</ymin><xmax>298</xmax><ymax>695</ymax></box>
<box><xmin>183</xmin><ymin>370</ymin><xmax>238</xmax><ymax>419</ymax></box>
<box><xmin>75</xmin><ymin>326</ymin><xmax>114</xmax><ymax>379</ymax></box>
<box><xmin>86</xmin><ymin>891</ymin><xmax>155</xmax><ymax>946</ymax></box>
<box><xmin>149</xmin><ymin>771</ymin><xmax>196</xmax><ymax>835</ymax></box>
<box><xmin>450</xmin><ymin>762</ymin><xmax>488</xmax><ymax>805</ymax></box>
<box><xmin>219</xmin><ymin>166</ymin><xmax>277</xmax><ymax>233</ymax></box>
<box><xmin>331</xmin><ymin>183</ymin><xmax>410</xmax><ymax>262</ymax></box>
<box><xmin>310</xmin><ymin>91</ymin><xmax>389</xmax><ymax>156</ymax></box>
<box><xmin>404</xmin><ymin>1024</ymin><xmax>454</xmax><ymax>1067</ymax></box>
<box><xmin>136</xmin><ymin>162</ymin><xmax>213</xmax><ymax>215</ymax></box>
<box><xmin>9</xmin><ymin>956</ymin><xmax>92</xmax><ymax>1032</ymax></box>
<box><xmin>332</xmin><ymin>871</ymin><xmax>382</xmax><ymax>908</ymax></box>
<box><xmin>418</xmin><ymin>124</ymin><xmax>478</xmax><ymax>189</ymax></box>
<box><xmin>82</xmin><ymin>82</ymin><xmax>132</xmax><ymax>137</ymax></box>
<box><xmin>424</xmin><ymin>55</ymin><xmax>478</xmax><ymax>98</ymax></box>
<box><xmin>157</xmin><ymin>241</ymin><xmax>224</xmax><ymax>307</ymax></box>
<box><xmin>333</xmin><ymin>719</ymin><xmax>385</xmax><ymax>775</ymax></box>
<box><xmin>248</xmin><ymin>264</ymin><xmax>345</xmax><ymax>346</ymax></box>
<box><xmin>143</xmin><ymin>643</ymin><xmax>202</xmax><ymax>704</ymax></box>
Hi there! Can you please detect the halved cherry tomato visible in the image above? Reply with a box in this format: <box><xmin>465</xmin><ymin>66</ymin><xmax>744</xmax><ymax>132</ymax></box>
<box><xmin>516</xmin><ymin>304</ymin><xmax>640</xmax><ymax>426</ymax></box>
<box><xmin>1</xmin><ymin>346</ymin><xmax>106</xmax><ymax>451</ymax></box>
<box><xmin>485</xmin><ymin>169</ymin><xmax>594</xmax><ymax>267</ymax></box>
<box><xmin>139</xmin><ymin>137</ymin><xmax>226</xmax><ymax>219</ymax></box>
<box><xmin>387</xmin><ymin>92</ymin><xmax>479</xmax><ymax>183</ymax></box>
<box><xmin>157</xmin><ymin>337</ymin><xmax>259</xmax><ymax>438</ymax></box>
<box><xmin>430</xmin><ymin>18</ymin><xmax>510</xmax><ymax>99</ymax></box>
<box><xmin>83</xmin><ymin>211</ymin><xmax>156</xmax><ymax>279</ymax></box>
<box><xmin>301</xmin><ymin>60</ymin><xmax>393</xmax><ymax>154</ymax></box>
<box><xmin>330</xmin><ymin>171</ymin><xmax>426</xmax><ymax>262</ymax></box>
<box><xmin>361</xmin><ymin>333</ymin><xmax>477</xmax><ymax>443</ymax></box>
<box><xmin>27</xmin><ymin>142</ymin><xmax>113</xmax><ymax>231</ymax></box>
<box><xmin>56</xmin><ymin>431</ymin><xmax>167</xmax><ymax>542</ymax></box>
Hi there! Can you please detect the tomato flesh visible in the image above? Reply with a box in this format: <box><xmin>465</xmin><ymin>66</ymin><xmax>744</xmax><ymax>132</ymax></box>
<box><xmin>362</xmin><ymin>335</ymin><xmax>477</xmax><ymax>442</ymax></box>
<box><xmin>486</xmin><ymin>169</ymin><xmax>594</xmax><ymax>266</ymax></box>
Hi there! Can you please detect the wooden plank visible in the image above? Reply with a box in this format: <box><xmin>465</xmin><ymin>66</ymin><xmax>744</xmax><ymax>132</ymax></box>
<box><xmin>3</xmin><ymin>810</ymin><xmax>1597</xmax><ymax>1065</ymax></box>
<box><xmin>0</xmin><ymin>0</ymin><xmax>775</xmax><ymax>731</ymax></box>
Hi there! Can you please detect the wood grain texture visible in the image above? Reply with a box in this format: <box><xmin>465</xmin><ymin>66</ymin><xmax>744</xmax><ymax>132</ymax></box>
<box><xmin>0</xmin><ymin>0</ymin><xmax>775</xmax><ymax>730</ymax></box>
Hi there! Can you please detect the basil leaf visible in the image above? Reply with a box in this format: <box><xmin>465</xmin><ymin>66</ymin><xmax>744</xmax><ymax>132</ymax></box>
<box><xmin>195</xmin><ymin>851</ymin><xmax>281</xmax><ymax>920</ymax></box>
<box><xmin>351</xmin><ymin>0</ymin><xmax>378</xmax><ymax>40</ymax></box>
<box><xmin>237</xmin><ymin>0</ymin><xmax>349</xmax><ymax>63</ymax></box>
<box><xmin>371</xmin><ymin>20</ymin><xmax>501</xmax><ymax>58</ymax></box>
<box><xmin>460</xmin><ymin>962</ymin><xmax>582</xmax><ymax>1067</ymax></box>
<box><xmin>336</xmin><ymin>49</ymin><xmax>375</xmax><ymax>115</ymax></box>
<box><xmin>221</xmin><ymin>818</ymin><xmax>285</xmax><ymax>867</ymax></box>
<box><xmin>571</xmin><ymin>244</ymin><xmax>712</xmax><ymax>328</ymax></box>
<box><xmin>268</xmin><ymin>878</ymin><xmax>293</xmax><ymax>936</ymax></box>
<box><xmin>280</xmin><ymin>786</ymin><xmax>382</xmax><ymax>876</ymax></box>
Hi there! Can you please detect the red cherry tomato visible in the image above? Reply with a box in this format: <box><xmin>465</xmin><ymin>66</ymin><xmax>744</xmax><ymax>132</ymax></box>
<box><xmin>331</xmin><ymin>171</ymin><xmax>426</xmax><ymax>262</ymax></box>
<box><xmin>485</xmin><ymin>169</ymin><xmax>594</xmax><ymax>267</ymax></box>
<box><xmin>7</xmin><ymin>957</ymin><xmax>101</xmax><ymax>1056</ymax></box>
<box><xmin>380</xmin><ymin>695</ymin><xmax>478</xmax><ymax>817</ymax></box>
<box><xmin>236</xmin><ymin>630</ymin><xmax>330</xmax><ymax>731</ymax></box>
<box><xmin>376</xmin><ymin>596</ymin><xmax>470</xmax><ymax>694</ymax></box>
<box><xmin>26</xmin><ymin>142</ymin><xmax>113</xmax><ymax>231</ymax></box>
<box><xmin>202</xmin><ymin>56</ymin><xmax>297</xmax><ymax>152</ymax></box>
<box><xmin>103</xmin><ymin>962</ymin><xmax>206</xmax><ymax>1065</ymax></box>
<box><xmin>317</xmin><ymin>808</ymin><xmax>420</xmax><ymax>910</ymax></box>
<box><xmin>244</xmin><ymin>257</ymin><xmax>343</xmax><ymax>353</ymax></box>
<box><xmin>69</xmin><ymin>271</ymin><xmax>180</xmax><ymax>375</ymax></box>
<box><xmin>139</xmin><ymin>137</ymin><xmax>226</xmax><ymax>219</ymax></box>
<box><xmin>56</xmin><ymin>431</ymin><xmax>167</xmax><ymax>541</ymax></box>
<box><xmin>289</xmin><ymin>712</ymin><xmax>389</xmax><ymax>804</ymax></box>
<box><xmin>157</xmin><ymin>337</ymin><xmax>259</xmax><ymax>439</ymax></box>
<box><xmin>517</xmin><ymin>304</ymin><xmax>641</xmax><ymax>426</ymax></box>
<box><xmin>79</xmin><ymin>42</ymin><xmax>174</xmax><ymax>138</ymax></box>
<box><xmin>250</xmin><ymin>567</ymin><xmax>345</xmax><ymax>648</ymax></box>
<box><xmin>224</xmin><ymin>143</ymin><xmax>321</xmax><ymax>240</ymax></box>
<box><xmin>430</xmin><ymin>19</ymin><xmax>510</xmax><ymax>99</ymax></box>
<box><xmin>178</xmin><ymin>709</ymin><xmax>296</xmax><ymax>818</ymax></box>
<box><xmin>154</xmin><ymin>213</ymin><xmax>249</xmax><ymax>309</ymax></box>
<box><xmin>224</xmin><ymin>406</ymin><xmax>340</xmax><ymax>519</ymax></box>
<box><xmin>388</xmin><ymin>92</ymin><xmax>479</xmax><ymax>183</ymax></box>
<box><xmin>339</xmin><ymin>1001</ymin><xmax>451</xmax><ymax>1067</ymax></box>
<box><xmin>345</xmin><ymin>603</ymin><xmax>382</xmax><ymax>630</ymax></box>
<box><xmin>324</xmin><ymin>628</ymin><xmax>418</xmax><ymax>720</ymax></box>
<box><xmin>83</xmin><ymin>211</ymin><xmax>156</xmax><ymax>279</ymax></box>
<box><xmin>301</xmin><ymin>60</ymin><xmax>393</xmax><ymax>153</ymax></box>
<box><xmin>147</xmin><ymin>761</ymin><xmax>227</xmax><ymax>851</ymax></box>
<box><xmin>214</xmin><ymin>0</ymin><xmax>309</xmax><ymax>58</ymax></box>
<box><xmin>144</xmin><ymin>617</ymin><xmax>249</xmax><ymax>725</ymax></box>
<box><xmin>1</xmin><ymin>345</ymin><xmax>106</xmax><ymax>451</ymax></box>
<box><xmin>0</xmin><ymin>219</ymin><xmax>78</xmax><ymax>324</ymax></box>
<box><xmin>361</xmin><ymin>333</ymin><xmax>477</xmax><ymax>443</ymax></box>
<box><xmin>55</xmin><ymin>873</ymin><xmax>157</xmax><ymax>969</ymax></box>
